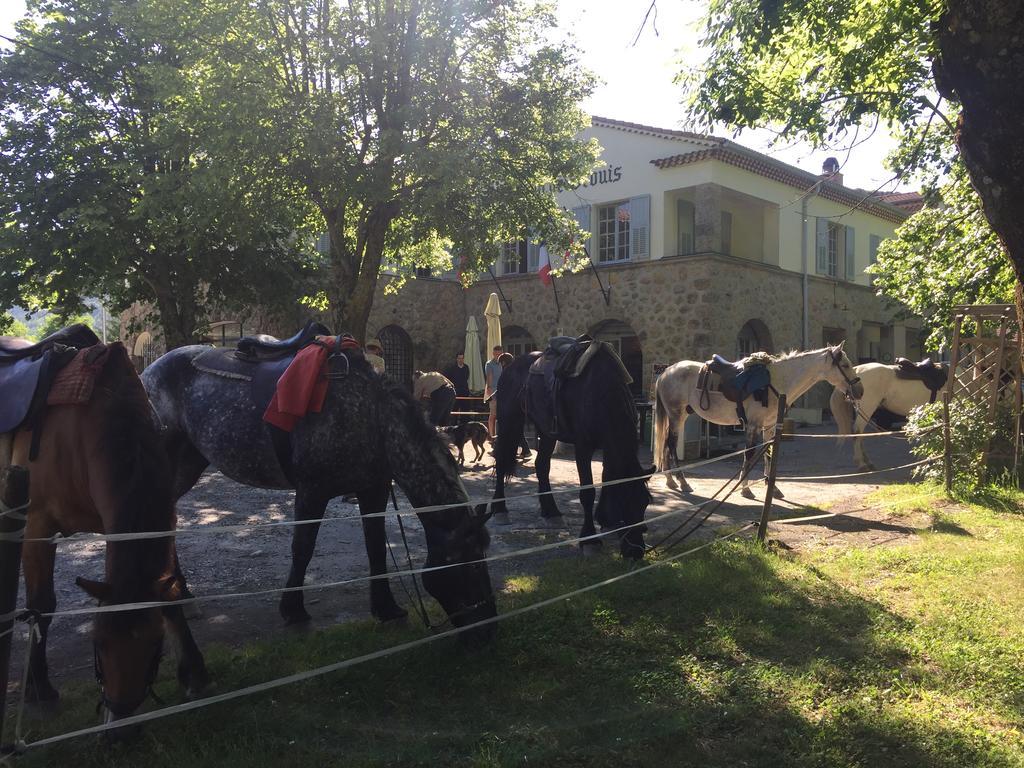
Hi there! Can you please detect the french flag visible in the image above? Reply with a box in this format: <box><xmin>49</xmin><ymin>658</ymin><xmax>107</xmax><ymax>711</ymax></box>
<box><xmin>538</xmin><ymin>244</ymin><xmax>552</xmax><ymax>285</ymax></box>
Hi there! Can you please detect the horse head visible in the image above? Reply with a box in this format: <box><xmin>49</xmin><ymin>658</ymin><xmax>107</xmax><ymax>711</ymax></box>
<box><xmin>76</xmin><ymin>574</ymin><xmax>178</xmax><ymax>722</ymax></box>
<box><xmin>827</xmin><ymin>342</ymin><xmax>864</xmax><ymax>400</ymax></box>
<box><xmin>421</xmin><ymin>503</ymin><xmax>497</xmax><ymax>644</ymax></box>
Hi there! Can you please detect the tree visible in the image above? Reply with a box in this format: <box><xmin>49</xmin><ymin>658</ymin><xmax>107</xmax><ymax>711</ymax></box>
<box><xmin>0</xmin><ymin>0</ymin><xmax>318</xmax><ymax>348</ymax></box>
<box><xmin>0</xmin><ymin>314</ymin><xmax>29</xmax><ymax>338</ymax></box>
<box><xmin>191</xmin><ymin>0</ymin><xmax>598</xmax><ymax>340</ymax></box>
<box><xmin>33</xmin><ymin>312</ymin><xmax>94</xmax><ymax>342</ymax></box>
<box><xmin>869</xmin><ymin>168</ymin><xmax>1013</xmax><ymax>349</ymax></box>
<box><xmin>680</xmin><ymin>0</ymin><xmax>1024</xmax><ymax>338</ymax></box>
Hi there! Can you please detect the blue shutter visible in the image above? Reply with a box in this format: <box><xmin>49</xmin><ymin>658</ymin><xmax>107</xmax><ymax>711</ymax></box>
<box><xmin>869</xmin><ymin>234</ymin><xmax>881</xmax><ymax>264</ymax></box>
<box><xmin>629</xmin><ymin>194</ymin><xmax>651</xmax><ymax>260</ymax></box>
<box><xmin>572</xmin><ymin>205</ymin><xmax>592</xmax><ymax>259</ymax></box>
<box><xmin>815</xmin><ymin>218</ymin><xmax>828</xmax><ymax>274</ymax></box>
<box><xmin>845</xmin><ymin>226</ymin><xmax>855</xmax><ymax>280</ymax></box>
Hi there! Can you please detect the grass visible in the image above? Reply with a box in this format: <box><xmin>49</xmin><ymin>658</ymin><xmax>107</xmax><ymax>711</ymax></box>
<box><xmin>17</xmin><ymin>483</ymin><xmax>1024</xmax><ymax>767</ymax></box>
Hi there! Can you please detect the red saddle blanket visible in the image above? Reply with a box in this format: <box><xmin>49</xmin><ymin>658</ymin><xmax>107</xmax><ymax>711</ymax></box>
<box><xmin>47</xmin><ymin>345</ymin><xmax>114</xmax><ymax>406</ymax></box>
<box><xmin>263</xmin><ymin>336</ymin><xmax>361</xmax><ymax>431</ymax></box>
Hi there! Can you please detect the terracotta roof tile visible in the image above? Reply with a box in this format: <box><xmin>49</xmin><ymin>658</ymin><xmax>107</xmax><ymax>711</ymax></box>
<box><xmin>590</xmin><ymin>116</ymin><xmax>724</xmax><ymax>146</ymax></box>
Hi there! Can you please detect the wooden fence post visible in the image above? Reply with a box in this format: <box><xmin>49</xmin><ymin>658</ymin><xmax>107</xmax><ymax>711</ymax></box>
<box><xmin>0</xmin><ymin>466</ymin><xmax>28</xmax><ymax>749</ymax></box>
<box><xmin>757</xmin><ymin>394</ymin><xmax>787</xmax><ymax>544</ymax></box>
<box><xmin>942</xmin><ymin>391</ymin><xmax>953</xmax><ymax>495</ymax></box>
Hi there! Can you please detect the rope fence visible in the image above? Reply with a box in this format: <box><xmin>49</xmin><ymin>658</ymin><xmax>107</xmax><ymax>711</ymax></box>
<box><xmin>2</xmin><ymin>420</ymin><xmax>943</xmax><ymax>755</ymax></box>
<box><xmin>15</xmin><ymin>523</ymin><xmax>757</xmax><ymax>751</ymax></box>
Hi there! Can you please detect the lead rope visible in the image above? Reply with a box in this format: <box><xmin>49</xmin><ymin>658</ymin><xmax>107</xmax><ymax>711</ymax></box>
<box><xmin>388</xmin><ymin>484</ymin><xmax>431</xmax><ymax>629</ymax></box>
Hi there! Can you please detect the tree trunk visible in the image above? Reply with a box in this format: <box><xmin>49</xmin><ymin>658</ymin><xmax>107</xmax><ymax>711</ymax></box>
<box><xmin>327</xmin><ymin>205</ymin><xmax>392</xmax><ymax>343</ymax></box>
<box><xmin>935</xmin><ymin>0</ymin><xmax>1024</xmax><ymax>338</ymax></box>
<box><xmin>146</xmin><ymin>256</ymin><xmax>201</xmax><ymax>350</ymax></box>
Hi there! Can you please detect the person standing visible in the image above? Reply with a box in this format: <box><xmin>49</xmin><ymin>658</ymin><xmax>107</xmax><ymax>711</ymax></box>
<box><xmin>444</xmin><ymin>352</ymin><xmax>471</xmax><ymax>398</ymax></box>
<box><xmin>413</xmin><ymin>370</ymin><xmax>457</xmax><ymax>426</ymax></box>
<box><xmin>484</xmin><ymin>345</ymin><xmax>503</xmax><ymax>438</ymax></box>
<box><xmin>364</xmin><ymin>338</ymin><xmax>386</xmax><ymax>375</ymax></box>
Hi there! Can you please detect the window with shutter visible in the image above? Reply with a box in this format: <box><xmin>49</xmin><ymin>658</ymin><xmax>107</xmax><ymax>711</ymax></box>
<box><xmin>598</xmin><ymin>202</ymin><xmax>631</xmax><ymax>262</ymax></box>
<box><xmin>629</xmin><ymin>194</ymin><xmax>650</xmax><ymax>260</ymax></box>
<box><xmin>845</xmin><ymin>226</ymin><xmax>856</xmax><ymax>280</ymax></box>
<box><xmin>571</xmin><ymin>205</ymin><xmax>592</xmax><ymax>257</ymax></box>
<box><xmin>815</xmin><ymin>217</ymin><xmax>829</xmax><ymax>274</ymax></box>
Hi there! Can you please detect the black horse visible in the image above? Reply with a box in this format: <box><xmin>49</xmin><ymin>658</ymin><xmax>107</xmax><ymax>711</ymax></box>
<box><xmin>490</xmin><ymin>345</ymin><xmax>651</xmax><ymax>558</ymax></box>
<box><xmin>142</xmin><ymin>344</ymin><xmax>496</xmax><ymax>641</ymax></box>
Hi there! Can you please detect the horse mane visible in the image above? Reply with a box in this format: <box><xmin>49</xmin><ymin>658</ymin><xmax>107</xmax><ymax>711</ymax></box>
<box><xmin>766</xmin><ymin>346</ymin><xmax>833</xmax><ymax>362</ymax></box>
<box><xmin>96</xmin><ymin>344</ymin><xmax>176</xmax><ymax>610</ymax></box>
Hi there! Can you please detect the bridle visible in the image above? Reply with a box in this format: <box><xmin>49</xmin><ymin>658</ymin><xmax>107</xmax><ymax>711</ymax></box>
<box><xmin>831</xmin><ymin>349</ymin><xmax>862</xmax><ymax>398</ymax></box>
<box><xmin>93</xmin><ymin>638</ymin><xmax>164</xmax><ymax>715</ymax></box>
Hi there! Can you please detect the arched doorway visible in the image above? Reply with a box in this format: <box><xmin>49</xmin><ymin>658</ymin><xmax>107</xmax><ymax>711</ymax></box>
<box><xmin>503</xmin><ymin>325</ymin><xmax>536</xmax><ymax>358</ymax></box>
<box><xmin>591</xmin><ymin>319</ymin><xmax>643</xmax><ymax>397</ymax></box>
<box><xmin>736</xmin><ymin>319</ymin><xmax>773</xmax><ymax>357</ymax></box>
<box><xmin>377</xmin><ymin>325</ymin><xmax>413</xmax><ymax>390</ymax></box>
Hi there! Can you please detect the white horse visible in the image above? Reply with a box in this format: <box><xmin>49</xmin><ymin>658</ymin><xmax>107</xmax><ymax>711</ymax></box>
<box><xmin>653</xmin><ymin>344</ymin><xmax>864</xmax><ymax>498</ymax></box>
<box><xmin>829</xmin><ymin>362</ymin><xmax>946</xmax><ymax>471</ymax></box>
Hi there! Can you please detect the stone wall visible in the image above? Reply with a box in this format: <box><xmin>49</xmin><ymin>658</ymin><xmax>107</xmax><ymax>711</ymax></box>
<box><xmin>121</xmin><ymin>254</ymin><xmax>908</xmax><ymax>411</ymax></box>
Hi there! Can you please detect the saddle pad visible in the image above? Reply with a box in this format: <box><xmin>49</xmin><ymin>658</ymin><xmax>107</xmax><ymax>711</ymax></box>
<box><xmin>47</xmin><ymin>345</ymin><xmax>112</xmax><ymax>406</ymax></box>
<box><xmin>0</xmin><ymin>357</ymin><xmax>44</xmax><ymax>433</ymax></box>
<box><xmin>192</xmin><ymin>346</ymin><xmax>256</xmax><ymax>381</ymax></box>
<box><xmin>192</xmin><ymin>346</ymin><xmax>293</xmax><ymax>413</ymax></box>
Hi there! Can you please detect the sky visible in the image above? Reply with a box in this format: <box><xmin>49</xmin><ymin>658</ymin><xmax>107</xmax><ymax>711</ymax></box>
<box><xmin>0</xmin><ymin>0</ymin><xmax>908</xmax><ymax>192</ymax></box>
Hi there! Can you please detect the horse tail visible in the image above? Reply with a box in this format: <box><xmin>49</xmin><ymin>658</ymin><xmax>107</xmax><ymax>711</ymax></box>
<box><xmin>653</xmin><ymin>375</ymin><xmax>671</xmax><ymax>471</ymax></box>
<box><xmin>494</xmin><ymin>363</ymin><xmax>527</xmax><ymax>484</ymax></box>
<box><xmin>830</xmin><ymin>385</ymin><xmax>855</xmax><ymax>437</ymax></box>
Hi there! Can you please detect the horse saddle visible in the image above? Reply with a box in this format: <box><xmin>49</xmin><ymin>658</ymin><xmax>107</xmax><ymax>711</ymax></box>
<box><xmin>0</xmin><ymin>324</ymin><xmax>102</xmax><ymax>452</ymax></box>
<box><xmin>894</xmin><ymin>357</ymin><xmax>948</xmax><ymax>402</ymax></box>
<box><xmin>191</xmin><ymin>347</ymin><xmax>295</xmax><ymax>413</ymax></box>
<box><xmin>698</xmin><ymin>353</ymin><xmax>772</xmax><ymax>423</ymax></box>
<box><xmin>236</xmin><ymin>320</ymin><xmax>332</xmax><ymax>361</ymax></box>
<box><xmin>192</xmin><ymin>321</ymin><xmax>346</xmax><ymax>412</ymax></box>
<box><xmin>527</xmin><ymin>336</ymin><xmax>631</xmax><ymax>438</ymax></box>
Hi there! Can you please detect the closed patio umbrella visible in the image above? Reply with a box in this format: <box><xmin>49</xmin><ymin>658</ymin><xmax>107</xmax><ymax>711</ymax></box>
<box><xmin>464</xmin><ymin>315</ymin><xmax>485</xmax><ymax>394</ymax></box>
<box><xmin>484</xmin><ymin>292</ymin><xmax>502</xmax><ymax>356</ymax></box>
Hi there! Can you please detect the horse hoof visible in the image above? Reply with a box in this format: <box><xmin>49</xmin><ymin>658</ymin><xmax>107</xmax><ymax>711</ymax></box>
<box><xmin>579</xmin><ymin>541</ymin><xmax>603</xmax><ymax>556</ymax></box>
<box><xmin>540</xmin><ymin>514</ymin><xmax>563</xmax><ymax>528</ymax></box>
<box><xmin>680</xmin><ymin>483</ymin><xmax>694</xmax><ymax>494</ymax></box>
<box><xmin>740</xmin><ymin>487</ymin><xmax>756</xmax><ymax>500</ymax></box>
<box><xmin>374</xmin><ymin>605</ymin><xmax>409</xmax><ymax>624</ymax></box>
<box><xmin>492</xmin><ymin>512</ymin><xmax>511</xmax><ymax>526</ymax></box>
<box><xmin>281</xmin><ymin>607</ymin><xmax>312</xmax><ymax>626</ymax></box>
<box><xmin>182</xmin><ymin>602</ymin><xmax>203</xmax><ymax>620</ymax></box>
<box><xmin>772</xmin><ymin>487</ymin><xmax>785</xmax><ymax>500</ymax></box>
<box><xmin>860</xmin><ymin>464</ymin><xmax>875</xmax><ymax>473</ymax></box>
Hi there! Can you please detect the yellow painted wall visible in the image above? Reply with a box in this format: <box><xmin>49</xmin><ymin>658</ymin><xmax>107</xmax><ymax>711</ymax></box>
<box><xmin>558</xmin><ymin>125</ymin><xmax>904</xmax><ymax>288</ymax></box>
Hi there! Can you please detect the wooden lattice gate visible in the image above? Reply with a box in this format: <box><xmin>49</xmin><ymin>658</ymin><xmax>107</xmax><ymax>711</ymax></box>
<box><xmin>946</xmin><ymin>304</ymin><xmax>1023</xmax><ymax>478</ymax></box>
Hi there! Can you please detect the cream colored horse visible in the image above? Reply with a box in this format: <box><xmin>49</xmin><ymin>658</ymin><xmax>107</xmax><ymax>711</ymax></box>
<box><xmin>829</xmin><ymin>362</ymin><xmax>946</xmax><ymax>471</ymax></box>
<box><xmin>653</xmin><ymin>344</ymin><xmax>864</xmax><ymax>498</ymax></box>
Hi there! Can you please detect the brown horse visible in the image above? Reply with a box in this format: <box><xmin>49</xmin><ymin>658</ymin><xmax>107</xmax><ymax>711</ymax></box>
<box><xmin>0</xmin><ymin>338</ymin><xmax>207</xmax><ymax>721</ymax></box>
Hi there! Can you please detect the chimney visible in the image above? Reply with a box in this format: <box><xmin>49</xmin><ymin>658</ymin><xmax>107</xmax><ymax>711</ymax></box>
<box><xmin>821</xmin><ymin>156</ymin><xmax>843</xmax><ymax>186</ymax></box>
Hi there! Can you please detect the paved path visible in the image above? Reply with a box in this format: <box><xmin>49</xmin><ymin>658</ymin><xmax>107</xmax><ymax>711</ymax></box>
<box><xmin>31</xmin><ymin>422</ymin><xmax>919</xmax><ymax>691</ymax></box>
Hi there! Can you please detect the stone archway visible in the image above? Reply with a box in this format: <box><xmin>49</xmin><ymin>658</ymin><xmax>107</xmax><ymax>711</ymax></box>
<box><xmin>591</xmin><ymin>319</ymin><xmax>643</xmax><ymax>397</ymax></box>
<box><xmin>736</xmin><ymin>318</ymin><xmax>773</xmax><ymax>357</ymax></box>
<box><xmin>377</xmin><ymin>325</ymin><xmax>414</xmax><ymax>390</ymax></box>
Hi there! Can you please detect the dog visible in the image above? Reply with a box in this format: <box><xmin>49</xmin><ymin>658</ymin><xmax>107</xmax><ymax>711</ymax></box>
<box><xmin>438</xmin><ymin>421</ymin><xmax>491</xmax><ymax>465</ymax></box>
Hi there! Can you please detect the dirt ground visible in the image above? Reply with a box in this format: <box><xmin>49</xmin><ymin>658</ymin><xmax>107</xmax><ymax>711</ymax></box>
<box><xmin>31</xmin><ymin>421</ymin><xmax>926</xmax><ymax>688</ymax></box>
